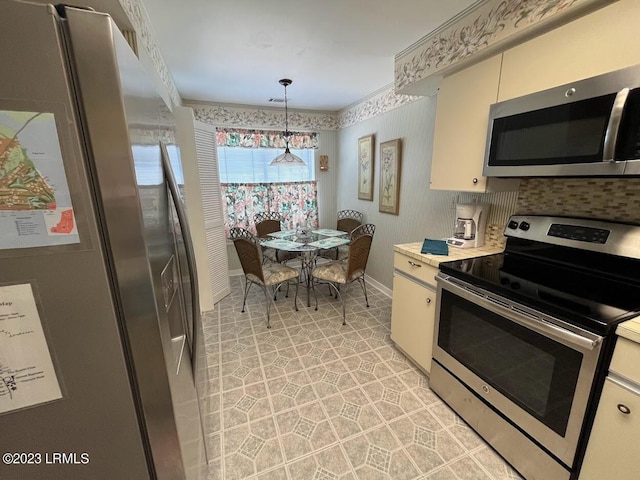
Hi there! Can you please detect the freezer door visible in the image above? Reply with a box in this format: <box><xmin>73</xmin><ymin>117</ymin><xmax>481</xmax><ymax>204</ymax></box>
<box><xmin>63</xmin><ymin>6</ymin><xmax>207</xmax><ymax>480</ymax></box>
<box><xmin>0</xmin><ymin>3</ymin><xmax>151</xmax><ymax>479</ymax></box>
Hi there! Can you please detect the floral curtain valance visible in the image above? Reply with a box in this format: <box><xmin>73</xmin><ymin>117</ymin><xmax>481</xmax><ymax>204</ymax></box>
<box><xmin>216</xmin><ymin>128</ymin><xmax>318</xmax><ymax>149</ymax></box>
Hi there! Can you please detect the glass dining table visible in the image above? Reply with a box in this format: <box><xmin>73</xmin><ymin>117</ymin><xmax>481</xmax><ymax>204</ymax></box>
<box><xmin>260</xmin><ymin>228</ymin><xmax>350</xmax><ymax>307</ymax></box>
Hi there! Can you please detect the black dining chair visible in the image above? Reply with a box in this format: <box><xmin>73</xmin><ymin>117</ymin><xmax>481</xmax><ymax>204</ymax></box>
<box><xmin>230</xmin><ymin>227</ymin><xmax>299</xmax><ymax>328</ymax></box>
<box><xmin>310</xmin><ymin>224</ymin><xmax>375</xmax><ymax>325</ymax></box>
<box><xmin>253</xmin><ymin>212</ymin><xmax>298</xmax><ymax>264</ymax></box>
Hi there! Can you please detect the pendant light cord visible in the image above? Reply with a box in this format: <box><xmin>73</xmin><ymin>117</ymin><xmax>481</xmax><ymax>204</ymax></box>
<box><xmin>283</xmin><ymin>82</ymin><xmax>290</xmax><ymax>140</ymax></box>
<box><xmin>269</xmin><ymin>78</ymin><xmax>305</xmax><ymax>166</ymax></box>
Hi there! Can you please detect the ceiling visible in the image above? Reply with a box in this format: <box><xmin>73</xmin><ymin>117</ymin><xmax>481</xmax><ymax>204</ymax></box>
<box><xmin>30</xmin><ymin>0</ymin><xmax>477</xmax><ymax>111</ymax></box>
<box><xmin>138</xmin><ymin>0</ymin><xmax>478</xmax><ymax>111</ymax></box>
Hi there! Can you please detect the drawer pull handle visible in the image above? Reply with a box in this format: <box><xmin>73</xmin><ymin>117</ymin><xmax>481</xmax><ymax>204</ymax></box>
<box><xmin>618</xmin><ymin>404</ymin><xmax>631</xmax><ymax>415</ymax></box>
<box><xmin>426</xmin><ymin>298</ymin><xmax>432</xmax><ymax>304</ymax></box>
<box><xmin>408</xmin><ymin>261</ymin><xmax>422</xmax><ymax>268</ymax></box>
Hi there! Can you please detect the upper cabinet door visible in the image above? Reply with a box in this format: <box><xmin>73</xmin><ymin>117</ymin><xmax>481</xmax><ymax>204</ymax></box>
<box><xmin>499</xmin><ymin>0</ymin><xmax>640</xmax><ymax>102</ymax></box>
<box><xmin>431</xmin><ymin>54</ymin><xmax>518</xmax><ymax>192</ymax></box>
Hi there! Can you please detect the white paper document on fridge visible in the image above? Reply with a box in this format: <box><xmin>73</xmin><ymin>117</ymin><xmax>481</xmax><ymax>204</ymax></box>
<box><xmin>0</xmin><ymin>283</ymin><xmax>62</xmax><ymax>414</ymax></box>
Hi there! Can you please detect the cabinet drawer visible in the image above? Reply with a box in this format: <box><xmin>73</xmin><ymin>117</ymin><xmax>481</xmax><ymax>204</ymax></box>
<box><xmin>393</xmin><ymin>252</ymin><xmax>438</xmax><ymax>288</ymax></box>
<box><xmin>610</xmin><ymin>337</ymin><xmax>640</xmax><ymax>384</ymax></box>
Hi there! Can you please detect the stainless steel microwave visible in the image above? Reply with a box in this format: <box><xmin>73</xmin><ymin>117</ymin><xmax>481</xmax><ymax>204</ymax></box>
<box><xmin>483</xmin><ymin>63</ymin><xmax>640</xmax><ymax>177</ymax></box>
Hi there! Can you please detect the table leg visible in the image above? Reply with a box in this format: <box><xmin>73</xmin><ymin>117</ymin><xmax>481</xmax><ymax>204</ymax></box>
<box><xmin>298</xmin><ymin>251</ymin><xmax>317</xmax><ymax>307</ymax></box>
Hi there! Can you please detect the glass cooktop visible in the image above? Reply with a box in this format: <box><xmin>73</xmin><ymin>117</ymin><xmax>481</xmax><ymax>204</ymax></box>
<box><xmin>439</xmin><ymin>248</ymin><xmax>640</xmax><ymax>335</ymax></box>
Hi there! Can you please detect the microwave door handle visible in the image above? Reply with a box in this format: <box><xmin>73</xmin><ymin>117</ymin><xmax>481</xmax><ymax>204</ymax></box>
<box><xmin>603</xmin><ymin>88</ymin><xmax>630</xmax><ymax>162</ymax></box>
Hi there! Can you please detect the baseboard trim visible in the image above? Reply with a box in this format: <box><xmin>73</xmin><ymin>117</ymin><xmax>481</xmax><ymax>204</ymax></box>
<box><xmin>365</xmin><ymin>274</ymin><xmax>392</xmax><ymax>298</ymax></box>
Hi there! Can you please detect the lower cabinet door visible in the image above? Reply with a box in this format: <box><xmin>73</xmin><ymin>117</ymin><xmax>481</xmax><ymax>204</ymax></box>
<box><xmin>390</xmin><ymin>272</ymin><xmax>436</xmax><ymax>373</ymax></box>
<box><xmin>579</xmin><ymin>376</ymin><xmax>640</xmax><ymax>480</ymax></box>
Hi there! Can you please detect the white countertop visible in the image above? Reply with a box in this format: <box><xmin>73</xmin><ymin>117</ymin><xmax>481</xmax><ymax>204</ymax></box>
<box><xmin>396</xmin><ymin>241</ymin><xmax>640</xmax><ymax>347</ymax></box>
<box><xmin>617</xmin><ymin>317</ymin><xmax>640</xmax><ymax>344</ymax></box>
<box><xmin>394</xmin><ymin>242</ymin><xmax>503</xmax><ymax>268</ymax></box>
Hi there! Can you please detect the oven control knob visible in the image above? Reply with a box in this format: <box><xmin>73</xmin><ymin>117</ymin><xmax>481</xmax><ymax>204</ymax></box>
<box><xmin>519</xmin><ymin>221</ymin><xmax>530</xmax><ymax>231</ymax></box>
<box><xmin>511</xmin><ymin>282</ymin><xmax>521</xmax><ymax>290</ymax></box>
<box><xmin>508</xmin><ymin>220</ymin><xmax>519</xmax><ymax>230</ymax></box>
<box><xmin>482</xmin><ymin>385</ymin><xmax>490</xmax><ymax>394</ymax></box>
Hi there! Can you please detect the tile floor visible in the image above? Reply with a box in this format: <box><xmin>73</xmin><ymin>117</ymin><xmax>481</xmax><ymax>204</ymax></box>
<box><xmin>202</xmin><ymin>276</ymin><xmax>523</xmax><ymax>480</ymax></box>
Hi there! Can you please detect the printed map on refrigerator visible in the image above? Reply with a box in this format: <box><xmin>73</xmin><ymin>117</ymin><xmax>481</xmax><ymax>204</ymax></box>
<box><xmin>0</xmin><ymin>110</ymin><xmax>79</xmax><ymax>249</ymax></box>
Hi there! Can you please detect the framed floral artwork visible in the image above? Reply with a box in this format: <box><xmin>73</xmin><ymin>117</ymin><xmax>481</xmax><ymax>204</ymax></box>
<box><xmin>357</xmin><ymin>134</ymin><xmax>374</xmax><ymax>200</ymax></box>
<box><xmin>379</xmin><ymin>139</ymin><xmax>401</xmax><ymax>215</ymax></box>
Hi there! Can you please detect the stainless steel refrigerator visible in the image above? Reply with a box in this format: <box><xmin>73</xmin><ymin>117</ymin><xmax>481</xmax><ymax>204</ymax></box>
<box><xmin>0</xmin><ymin>2</ymin><xmax>210</xmax><ymax>479</ymax></box>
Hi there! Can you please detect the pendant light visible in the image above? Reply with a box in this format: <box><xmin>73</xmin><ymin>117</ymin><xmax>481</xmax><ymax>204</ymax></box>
<box><xmin>270</xmin><ymin>78</ymin><xmax>306</xmax><ymax>166</ymax></box>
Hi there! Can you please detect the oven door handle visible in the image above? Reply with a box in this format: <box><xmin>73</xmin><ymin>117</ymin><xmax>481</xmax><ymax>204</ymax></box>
<box><xmin>533</xmin><ymin>315</ymin><xmax>601</xmax><ymax>351</ymax></box>
<box><xmin>438</xmin><ymin>274</ymin><xmax>603</xmax><ymax>351</ymax></box>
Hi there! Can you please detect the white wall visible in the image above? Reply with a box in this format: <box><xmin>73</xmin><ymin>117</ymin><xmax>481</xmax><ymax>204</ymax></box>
<box><xmin>337</xmin><ymin>97</ymin><xmax>451</xmax><ymax>288</ymax></box>
<box><xmin>337</xmin><ymin>97</ymin><xmax>518</xmax><ymax>289</ymax></box>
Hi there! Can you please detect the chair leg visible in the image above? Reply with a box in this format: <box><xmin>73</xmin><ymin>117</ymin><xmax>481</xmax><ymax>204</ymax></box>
<box><xmin>263</xmin><ymin>286</ymin><xmax>272</xmax><ymax>329</ymax></box>
<box><xmin>311</xmin><ymin>277</ymin><xmax>319</xmax><ymax>311</ymax></box>
<box><xmin>318</xmin><ymin>280</ymin><xmax>345</xmax><ymax>324</ymax></box>
<box><xmin>241</xmin><ymin>278</ymin><xmax>251</xmax><ymax>313</ymax></box>
<box><xmin>340</xmin><ymin>283</ymin><xmax>349</xmax><ymax>326</ymax></box>
<box><xmin>271</xmin><ymin>281</ymin><xmax>289</xmax><ymax>301</ymax></box>
<box><xmin>293</xmin><ymin>278</ymin><xmax>299</xmax><ymax>312</ymax></box>
<box><xmin>358</xmin><ymin>276</ymin><xmax>370</xmax><ymax>308</ymax></box>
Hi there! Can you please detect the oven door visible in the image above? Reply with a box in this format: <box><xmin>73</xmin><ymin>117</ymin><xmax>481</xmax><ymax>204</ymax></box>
<box><xmin>432</xmin><ymin>273</ymin><xmax>603</xmax><ymax>468</ymax></box>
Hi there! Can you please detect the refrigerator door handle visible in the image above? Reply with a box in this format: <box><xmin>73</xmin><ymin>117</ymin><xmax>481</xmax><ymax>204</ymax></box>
<box><xmin>171</xmin><ymin>334</ymin><xmax>187</xmax><ymax>375</ymax></box>
<box><xmin>160</xmin><ymin>142</ymin><xmax>200</xmax><ymax>373</ymax></box>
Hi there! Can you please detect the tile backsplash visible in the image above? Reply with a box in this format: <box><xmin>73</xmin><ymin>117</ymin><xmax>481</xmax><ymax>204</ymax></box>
<box><xmin>472</xmin><ymin>177</ymin><xmax>640</xmax><ymax>250</ymax></box>
<box><xmin>516</xmin><ymin>178</ymin><xmax>640</xmax><ymax>224</ymax></box>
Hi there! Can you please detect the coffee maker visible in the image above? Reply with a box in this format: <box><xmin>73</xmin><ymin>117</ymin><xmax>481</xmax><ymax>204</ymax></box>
<box><xmin>447</xmin><ymin>203</ymin><xmax>489</xmax><ymax>249</ymax></box>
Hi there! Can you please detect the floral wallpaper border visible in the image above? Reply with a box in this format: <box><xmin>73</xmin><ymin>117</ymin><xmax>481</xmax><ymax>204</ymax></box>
<box><xmin>395</xmin><ymin>0</ymin><xmax>615</xmax><ymax>93</ymax></box>
<box><xmin>187</xmin><ymin>87</ymin><xmax>422</xmax><ymax>131</ymax></box>
<box><xmin>190</xmin><ymin>104</ymin><xmax>339</xmax><ymax>130</ymax></box>
<box><xmin>338</xmin><ymin>87</ymin><xmax>421</xmax><ymax>129</ymax></box>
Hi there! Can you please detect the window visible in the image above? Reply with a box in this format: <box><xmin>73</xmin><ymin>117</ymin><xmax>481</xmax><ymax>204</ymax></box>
<box><xmin>132</xmin><ymin>144</ymin><xmax>183</xmax><ymax>185</ymax></box>
<box><xmin>216</xmin><ymin>145</ymin><xmax>318</xmax><ymax>236</ymax></box>
<box><xmin>217</xmin><ymin>146</ymin><xmax>315</xmax><ymax>183</ymax></box>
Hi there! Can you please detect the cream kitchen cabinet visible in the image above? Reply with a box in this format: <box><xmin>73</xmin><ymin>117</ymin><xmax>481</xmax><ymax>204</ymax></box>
<box><xmin>499</xmin><ymin>0</ymin><xmax>640</xmax><ymax>102</ymax></box>
<box><xmin>390</xmin><ymin>252</ymin><xmax>438</xmax><ymax>374</ymax></box>
<box><xmin>430</xmin><ymin>54</ymin><xmax>519</xmax><ymax>193</ymax></box>
<box><xmin>579</xmin><ymin>336</ymin><xmax>640</xmax><ymax>480</ymax></box>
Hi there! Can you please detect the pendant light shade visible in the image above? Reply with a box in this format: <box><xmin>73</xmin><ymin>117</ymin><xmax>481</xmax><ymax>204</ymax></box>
<box><xmin>270</xmin><ymin>79</ymin><xmax>306</xmax><ymax>166</ymax></box>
